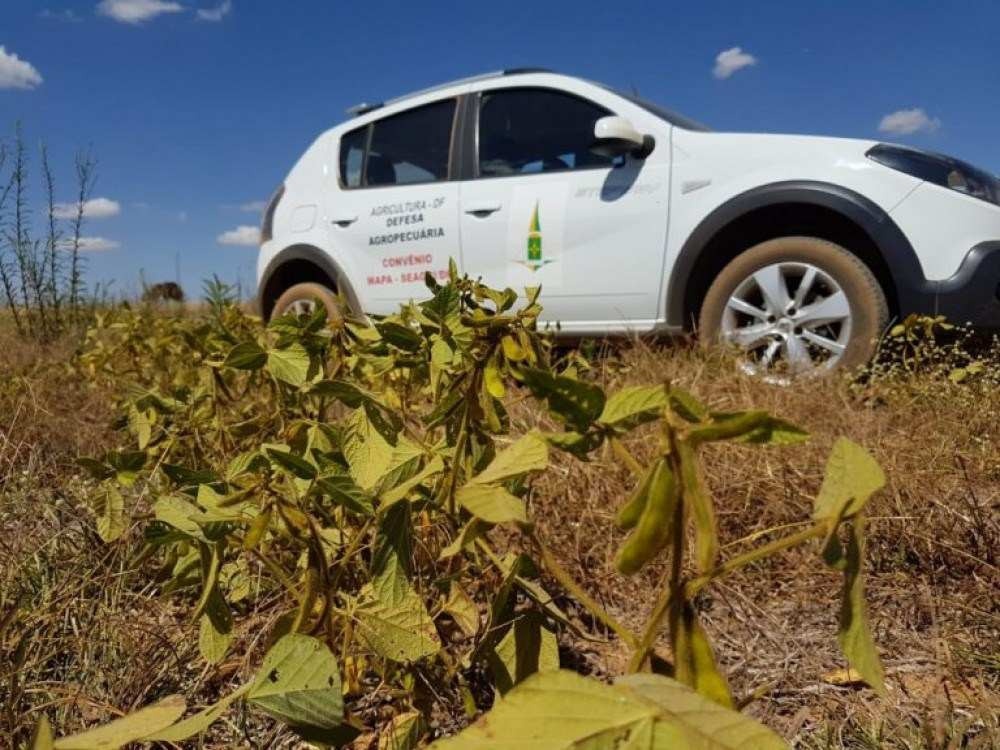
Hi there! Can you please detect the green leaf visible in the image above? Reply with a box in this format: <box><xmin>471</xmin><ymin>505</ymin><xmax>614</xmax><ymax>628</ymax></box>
<box><xmin>456</xmin><ymin>484</ymin><xmax>527</xmax><ymax>525</ymax></box>
<box><xmin>543</xmin><ymin>430</ymin><xmax>605</xmax><ymax>459</ymax></box>
<box><xmin>489</xmin><ymin>612</ymin><xmax>560</xmax><ymax>694</ymax></box>
<box><xmin>53</xmin><ymin>694</ymin><xmax>186</xmax><ymax>750</ymax></box>
<box><xmin>484</xmin><ymin>359</ymin><xmax>506</xmax><ymax>399</ymax></box>
<box><xmin>198</xmin><ymin>612</ymin><xmax>232</xmax><ymax>664</ymax></box>
<box><xmin>677</xmin><ymin>440</ymin><xmax>718</xmax><ymax>574</ymax></box>
<box><xmin>466</xmin><ymin>431</ymin><xmax>548</xmax><ymax>487</ymax></box>
<box><xmin>381</xmin><ymin>455</ymin><xmax>445</xmax><ymax>506</ymax></box>
<box><xmin>247</xmin><ymin>634</ymin><xmax>344</xmax><ymax>733</ymax></box>
<box><xmin>315</xmin><ymin>473</ymin><xmax>374</xmax><ymax>515</ymax></box>
<box><xmin>373</xmin><ymin>503</ymin><xmax>414</xmax><ymax>583</ymax></box>
<box><xmin>439</xmin><ymin>518</ymin><xmax>489</xmax><ymax>559</ymax></box>
<box><xmin>376</xmin><ymin>436</ymin><xmax>426</xmax><ymax>496</ymax></box>
<box><xmin>356</xmin><ymin>580</ymin><xmax>442</xmax><ymax>663</ymax></box>
<box><xmin>430</xmin><ymin>670</ymin><xmax>788</xmax><ymax>749</ymax></box>
<box><xmin>501</xmin><ymin>334</ymin><xmax>526</xmax><ymax>362</ymax></box>
<box><xmin>128</xmin><ymin>405</ymin><xmax>152</xmax><ymax>450</ymax></box>
<box><xmin>837</xmin><ymin>513</ymin><xmax>886</xmax><ymax>696</ymax></box>
<box><xmin>431</xmin><ymin>337</ymin><xmax>454</xmax><ymax>367</ymax></box>
<box><xmin>672</xmin><ymin>602</ymin><xmax>733</xmax><ymax>708</ymax></box>
<box><xmin>617</xmin><ymin>673</ymin><xmax>789</xmax><ymax>749</ymax></box>
<box><xmin>75</xmin><ymin>457</ymin><xmax>114</xmax><ymax>481</ymax></box>
<box><xmin>378</xmin><ymin>710</ymin><xmax>426</xmax><ymax>750</ymax></box>
<box><xmin>812</xmin><ymin>438</ymin><xmax>885</xmax><ymax>524</ymax></box>
<box><xmin>668</xmin><ymin>387</ymin><xmax>709</xmax><ymax>423</ymax></box>
<box><xmin>154</xmin><ymin>495</ymin><xmax>210</xmax><ymax>541</ymax></box>
<box><xmin>344</xmin><ymin>405</ymin><xmax>396</xmax><ymax>491</ymax></box>
<box><xmin>520</xmin><ymin>368</ymin><xmax>606</xmax><ymax>432</ymax></box>
<box><xmin>735</xmin><ymin>416</ymin><xmax>809</xmax><ymax>445</ymax></box>
<box><xmin>107</xmin><ymin>450</ymin><xmax>146</xmax><ymax>486</ymax></box>
<box><xmin>30</xmin><ymin>715</ymin><xmax>54</xmax><ymax>750</ymax></box>
<box><xmin>93</xmin><ymin>486</ymin><xmax>125</xmax><ymax>543</ymax></box>
<box><xmin>696</xmin><ymin>412</ymin><xmax>809</xmax><ymax>446</ymax></box>
<box><xmin>429</xmin><ymin>670</ymin><xmax>658</xmax><ymax>749</ymax></box>
<box><xmin>379</xmin><ymin>320</ymin><xmax>424</xmax><ymax>351</ymax></box>
<box><xmin>144</xmin><ymin>685</ymin><xmax>250</xmax><ymax>743</ymax></box>
<box><xmin>267</xmin><ymin>342</ymin><xmax>312</xmax><ymax>386</ymax></box>
<box><xmin>442</xmin><ymin>582</ymin><xmax>480</xmax><ymax>636</ymax></box>
<box><xmin>265</xmin><ymin>446</ymin><xmax>318</xmax><ymax>480</ymax></box>
<box><xmin>161</xmin><ymin>463</ymin><xmax>217</xmax><ymax>488</ymax></box>
<box><xmin>224</xmin><ymin>341</ymin><xmax>267</xmax><ymax>370</ymax></box>
<box><xmin>598</xmin><ymin>385</ymin><xmax>668</xmax><ymax>427</ymax></box>
<box><xmin>311</xmin><ymin>378</ymin><xmax>379</xmax><ymax>408</ymax></box>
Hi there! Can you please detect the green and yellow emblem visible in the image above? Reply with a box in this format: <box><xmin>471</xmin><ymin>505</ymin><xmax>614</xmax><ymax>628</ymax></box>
<box><xmin>518</xmin><ymin>202</ymin><xmax>554</xmax><ymax>271</ymax></box>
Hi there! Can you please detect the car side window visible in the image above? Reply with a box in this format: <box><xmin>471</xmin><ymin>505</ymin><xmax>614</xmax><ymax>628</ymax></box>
<box><xmin>339</xmin><ymin>99</ymin><xmax>456</xmax><ymax>189</ymax></box>
<box><xmin>368</xmin><ymin>99</ymin><xmax>456</xmax><ymax>187</ymax></box>
<box><xmin>477</xmin><ymin>88</ymin><xmax>615</xmax><ymax>177</ymax></box>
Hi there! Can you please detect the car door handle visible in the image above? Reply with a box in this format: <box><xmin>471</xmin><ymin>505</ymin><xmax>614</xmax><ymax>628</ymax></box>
<box><xmin>331</xmin><ymin>214</ymin><xmax>358</xmax><ymax>227</ymax></box>
<box><xmin>463</xmin><ymin>202</ymin><xmax>502</xmax><ymax>217</ymax></box>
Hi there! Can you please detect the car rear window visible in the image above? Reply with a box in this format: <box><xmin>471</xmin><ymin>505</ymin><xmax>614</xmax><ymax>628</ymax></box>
<box><xmin>339</xmin><ymin>126</ymin><xmax>367</xmax><ymax>188</ymax></box>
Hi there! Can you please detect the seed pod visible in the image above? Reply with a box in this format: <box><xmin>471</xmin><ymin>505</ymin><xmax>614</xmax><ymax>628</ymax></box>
<box><xmin>243</xmin><ymin>507</ymin><xmax>272</xmax><ymax>550</ymax></box>
<box><xmin>615</xmin><ymin>461</ymin><xmax>657</xmax><ymax>530</ymax></box>
<box><xmin>615</xmin><ymin>459</ymin><xmax>679</xmax><ymax>575</ymax></box>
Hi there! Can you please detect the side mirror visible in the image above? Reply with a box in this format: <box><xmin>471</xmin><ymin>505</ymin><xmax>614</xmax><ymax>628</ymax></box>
<box><xmin>592</xmin><ymin>116</ymin><xmax>654</xmax><ymax>159</ymax></box>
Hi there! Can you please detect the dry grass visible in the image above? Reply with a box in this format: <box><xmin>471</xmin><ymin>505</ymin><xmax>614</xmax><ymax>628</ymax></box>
<box><xmin>1</xmin><ymin>321</ymin><xmax>998</xmax><ymax>748</ymax></box>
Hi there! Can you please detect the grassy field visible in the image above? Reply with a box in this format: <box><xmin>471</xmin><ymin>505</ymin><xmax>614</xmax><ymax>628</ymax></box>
<box><xmin>1</xmin><ymin>309</ymin><xmax>998</xmax><ymax>749</ymax></box>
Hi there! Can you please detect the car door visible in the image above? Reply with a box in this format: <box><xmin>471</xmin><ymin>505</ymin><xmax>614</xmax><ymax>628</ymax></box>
<box><xmin>327</xmin><ymin>98</ymin><xmax>460</xmax><ymax>315</ymax></box>
<box><xmin>458</xmin><ymin>85</ymin><xmax>671</xmax><ymax>333</ymax></box>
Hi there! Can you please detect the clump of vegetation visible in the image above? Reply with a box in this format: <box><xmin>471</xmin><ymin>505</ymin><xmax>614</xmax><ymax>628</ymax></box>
<box><xmin>0</xmin><ymin>124</ymin><xmax>101</xmax><ymax>342</ymax></box>
<box><xmin>862</xmin><ymin>313</ymin><xmax>1000</xmax><ymax>388</ymax></box>
<box><xmin>17</xmin><ymin>268</ymin><xmax>895</xmax><ymax>748</ymax></box>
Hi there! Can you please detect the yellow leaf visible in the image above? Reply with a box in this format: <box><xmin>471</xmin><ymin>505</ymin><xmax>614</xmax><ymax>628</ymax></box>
<box><xmin>54</xmin><ymin>695</ymin><xmax>186</xmax><ymax>749</ymax></box>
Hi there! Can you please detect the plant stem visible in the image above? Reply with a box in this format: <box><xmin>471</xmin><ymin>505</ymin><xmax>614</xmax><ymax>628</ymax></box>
<box><xmin>445</xmin><ymin>401</ymin><xmax>471</xmax><ymax>516</ymax></box>
<box><xmin>609</xmin><ymin>437</ymin><xmax>644</xmax><ymax>477</ymax></box>
<box><xmin>531</xmin><ymin>531</ymin><xmax>639</xmax><ymax>649</ymax></box>
<box><xmin>684</xmin><ymin>523</ymin><xmax>826</xmax><ymax>599</ymax></box>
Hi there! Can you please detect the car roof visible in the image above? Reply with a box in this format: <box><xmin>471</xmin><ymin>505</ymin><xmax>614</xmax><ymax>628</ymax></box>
<box><xmin>345</xmin><ymin>68</ymin><xmax>556</xmax><ymax>117</ymax></box>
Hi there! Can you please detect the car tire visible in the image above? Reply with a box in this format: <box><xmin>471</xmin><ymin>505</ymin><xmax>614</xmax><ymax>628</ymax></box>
<box><xmin>271</xmin><ymin>282</ymin><xmax>345</xmax><ymax>328</ymax></box>
<box><xmin>698</xmin><ymin>236</ymin><xmax>888</xmax><ymax>376</ymax></box>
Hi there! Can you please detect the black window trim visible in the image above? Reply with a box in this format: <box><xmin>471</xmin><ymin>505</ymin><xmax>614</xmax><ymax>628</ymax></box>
<box><xmin>470</xmin><ymin>85</ymin><xmax>622</xmax><ymax>182</ymax></box>
<box><xmin>337</xmin><ymin>95</ymin><xmax>462</xmax><ymax>191</ymax></box>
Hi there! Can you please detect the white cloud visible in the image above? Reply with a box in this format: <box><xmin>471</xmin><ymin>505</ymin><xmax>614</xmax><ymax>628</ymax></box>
<box><xmin>0</xmin><ymin>47</ymin><xmax>43</xmax><ymax>90</ymax></box>
<box><xmin>713</xmin><ymin>46</ymin><xmax>757</xmax><ymax>80</ymax></box>
<box><xmin>52</xmin><ymin>197</ymin><xmax>121</xmax><ymax>220</ymax></box>
<box><xmin>96</xmin><ymin>0</ymin><xmax>184</xmax><ymax>24</ymax></box>
<box><xmin>878</xmin><ymin>108</ymin><xmax>941</xmax><ymax>136</ymax></box>
<box><xmin>240</xmin><ymin>200</ymin><xmax>266</xmax><ymax>213</ymax></box>
<box><xmin>196</xmin><ymin>0</ymin><xmax>232</xmax><ymax>22</ymax></box>
<box><xmin>40</xmin><ymin>9</ymin><xmax>83</xmax><ymax>22</ymax></box>
<box><xmin>58</xmin><ymin>236</ymin><xmax>121</xmax><ymax>252</ymax></box>
<box><xmin>217</xmin><ymin>225</ymin><xmax>260</xmax><ymax>246</ymax></box>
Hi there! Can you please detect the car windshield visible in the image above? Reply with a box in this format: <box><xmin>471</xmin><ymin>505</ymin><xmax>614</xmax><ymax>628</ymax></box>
<box><xmin>608</xmin><ymin>88</ymin><xmax>711</xmax><ymax>132</ymax></box>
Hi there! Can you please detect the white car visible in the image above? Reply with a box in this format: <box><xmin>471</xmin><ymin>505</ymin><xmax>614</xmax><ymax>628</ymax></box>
<box><xmin>256</xmin><ymin>69</ymin><xmax>1000</xmax><ymax>374</ymax></box>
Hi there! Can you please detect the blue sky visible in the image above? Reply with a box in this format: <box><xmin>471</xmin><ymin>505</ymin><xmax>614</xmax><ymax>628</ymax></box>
<box><xmin>3</xmin><ymin>0</ymin><xmax>998</xmax><ymax>299</ymax></box>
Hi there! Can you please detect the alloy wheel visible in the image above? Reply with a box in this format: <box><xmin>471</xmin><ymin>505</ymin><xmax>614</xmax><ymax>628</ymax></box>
<box><xmin>719</xmin><ymin>261</ymin><xmax>852</xmax><ymax>378</ymax></box>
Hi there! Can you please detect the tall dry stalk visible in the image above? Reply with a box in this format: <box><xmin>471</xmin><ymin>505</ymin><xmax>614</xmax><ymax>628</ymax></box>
<box><xmin>0</xmin><ymin>123</ymin><xmax>98</xmax><ymax>339</ymax></box>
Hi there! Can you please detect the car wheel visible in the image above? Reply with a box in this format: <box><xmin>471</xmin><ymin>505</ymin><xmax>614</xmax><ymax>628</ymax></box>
<box><xmin>271</xmin><ymin>282</ymin><xmax>344</xmax><ymax>328</ymax></box>
<box><xmin>698</xmin><ymin>237</ymin><xmax>888</xmax><ymax>378</ymax></box>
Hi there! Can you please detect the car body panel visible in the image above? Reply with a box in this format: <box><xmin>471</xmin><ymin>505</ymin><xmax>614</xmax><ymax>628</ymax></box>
<box><xmin>889</xmin><ymin>181</ymin><xmax>1000</xmax><ymax>280</ymax></box>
